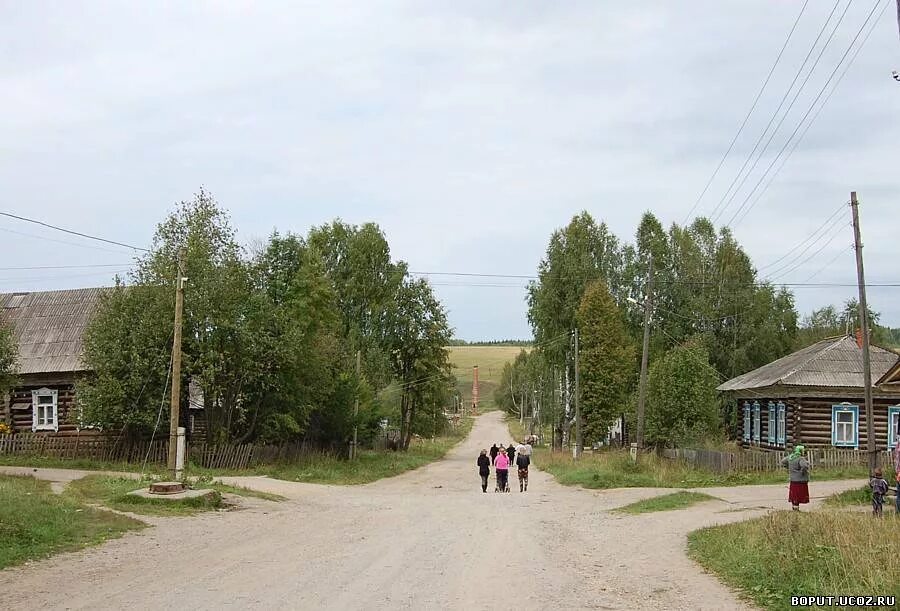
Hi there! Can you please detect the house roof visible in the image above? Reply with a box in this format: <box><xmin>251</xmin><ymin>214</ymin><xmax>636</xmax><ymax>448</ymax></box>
<box><xmin>0</xmin><ymin>288</ymin><xmax>104</xmax><ymax>375</ymax></box>
<box><xmin>717</xmin><ymin>335</ymin><xmax>900</xmax><ymax>392</ymax></box>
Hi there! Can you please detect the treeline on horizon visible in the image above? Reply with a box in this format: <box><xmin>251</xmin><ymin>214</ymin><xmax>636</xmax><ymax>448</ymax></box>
<box><xmin>448</xmin><ymin>339</ymin><xmax>533</xmax><ymax>347</ymax></box>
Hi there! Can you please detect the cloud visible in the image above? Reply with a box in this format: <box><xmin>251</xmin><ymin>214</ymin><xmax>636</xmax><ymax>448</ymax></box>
<box><xmin>1</xmin><ymin>0</ymin><xmax>898</xmax><ymax>339</ymax></box>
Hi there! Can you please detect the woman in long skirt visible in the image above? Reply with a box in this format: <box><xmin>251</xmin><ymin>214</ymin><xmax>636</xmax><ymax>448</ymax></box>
<box><xmin>781</xmin><ymin>444</ymin><xmax>810</xmax><ymax>511</ymax></box>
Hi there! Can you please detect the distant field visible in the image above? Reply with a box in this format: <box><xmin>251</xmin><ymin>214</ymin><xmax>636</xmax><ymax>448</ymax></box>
<box><xmin>447</xmin><ymin>345</ymin><xmax>528</xmax><ymax>411</ymax></box>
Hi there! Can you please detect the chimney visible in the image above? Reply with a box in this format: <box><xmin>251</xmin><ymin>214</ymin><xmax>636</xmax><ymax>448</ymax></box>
<box><xmin>855</xmin><ymin>328</ymin><xmax>863</xmax><ymax>349</ymax></box>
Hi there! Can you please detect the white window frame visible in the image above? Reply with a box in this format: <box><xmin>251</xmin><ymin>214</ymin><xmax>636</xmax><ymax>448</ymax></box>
<box><xmin>889</xmin><ymin>406</ymin><xmax>900</xmax><ymax>449</ymax></box>
<box><xmin>752</xmin><ymin>401</ymin><xmax>761</xmax><ymax>444</ymax></box>
<box><xmin>767</xmin><ymin>402</ymin><xmax>776</xmax><ymax>444</ymax></box>
<box><xmin>776</xmin><ymin>402</ymin><xmax>786</xmax><ymax>446</ymax></box>
<box><xmin>742</xmin><ymin>402</ymin><xmax>751</xmax><ymax>442</ymax></box>
<box><xmin>31</xmin><ymin>388</ymin><xmax>59</xmax><ymax>432</ymax></box>
<box><xmin>831</xmin><ymin>403</ymin><xmax>858</xmax><ymax>448</ymax></box>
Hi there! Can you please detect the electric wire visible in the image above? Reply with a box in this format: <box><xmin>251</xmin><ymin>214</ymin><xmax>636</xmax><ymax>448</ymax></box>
<box><xmin>682</xmin><ymin>0</ymin><xmax>811</xmax><ymax>225</ymax></box>
<box><xmin>754</xmin><ymin>203</ymin><xmax>844</xmax><ymax>273</ymax></box>
<box><xmin>705</xmin><ymin>0</ymin><xmax>845</xmax><ymax>223</ymax></box>
<box><xmin>761</xmin><ymin>213</ymin><xmax>847</xmax><ymax>280</ymax></box>
<box><xmin>0</xmin><ymin>211</ymin><xmax>149</xmax><ymax>252</ymax></box>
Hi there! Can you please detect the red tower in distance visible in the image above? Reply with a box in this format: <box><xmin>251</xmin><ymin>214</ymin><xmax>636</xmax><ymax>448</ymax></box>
<box><xmin>472</xmin><ymin>365</ymin><xmax>479</xmax><ymax>415</ymax></box>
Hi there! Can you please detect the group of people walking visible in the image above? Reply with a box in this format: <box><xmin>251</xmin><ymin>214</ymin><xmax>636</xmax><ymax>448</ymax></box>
<box><xmin>477</xmin><ymin>438</ymin><xmax>534</xmax><ymax>493</ymax></box>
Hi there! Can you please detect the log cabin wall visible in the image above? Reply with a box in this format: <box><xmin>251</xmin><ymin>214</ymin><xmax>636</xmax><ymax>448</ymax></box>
<box><xmin>737</xmin><ymin>399</ymin><xmax>796</xmax><ymax>450</ymax></box>
<box><xmin>7</xmin><ymin>373</ymin><xmax>100</xmax><ymax>437</ymax></box>
<box><xmin>795</xmin><ymin>396</ymin><xmax>896</xmax><ymax>449</ymax></box>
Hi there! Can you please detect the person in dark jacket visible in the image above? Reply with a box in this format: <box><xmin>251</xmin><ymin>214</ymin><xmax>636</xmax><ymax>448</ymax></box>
<box><xmin>516</xmin><ymin>452</ymin><xmax>530</xmax><ymax>492</ymax></box>
<box><xmin>489</xmin><ymin>444</ymin><xmax>499</xmax><ymax>465</ymax></box>
<box><xmin>477</xmin><ymin>450</ymin><xmax>491</xmax><ymax>493</ymax></box>
<box><xmin>506</xmin><ymin>443</ymin><xmax>516</xmax><ymax>467</ymax></box>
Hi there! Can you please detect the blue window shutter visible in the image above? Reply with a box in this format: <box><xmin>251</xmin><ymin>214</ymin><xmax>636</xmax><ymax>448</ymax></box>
<box><xmin>832</xmin><ymin>404</ymin><xmax>859</xmax><ymax>448</ymax></box>
<box><xmin>752</xmin><ymin>402</ymin><xmax>761</xmax><ymax>443</ymax></box>
<box><xmin>889</xmin><ymin>407</ymin><xmax>900</xmax><ymax>449</ymax></box>
<box><xmin>743</xmin><ymin>403</ymin><xmax>751</xmax><ymax>442</ymax></box>
<box><xmin>776</xmin><ymin>402</ymin><xmax>786</xmax><ymax>446</ymax></box>
<box><xmin>767</xmin><ymin>402</ymin><xmax>776</xmax><ymax>444</ymax></box>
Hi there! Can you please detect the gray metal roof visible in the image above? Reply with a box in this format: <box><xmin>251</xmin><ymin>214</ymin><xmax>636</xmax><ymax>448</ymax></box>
<box><xmin>717</xmin><ymin>335</ymin><xmax>900</xmax><ymax>392</ymax></box>
<box><xmin>0</xmin><ymin>288</ymin><xmax>104</xmax><ymax>375</ymax></box>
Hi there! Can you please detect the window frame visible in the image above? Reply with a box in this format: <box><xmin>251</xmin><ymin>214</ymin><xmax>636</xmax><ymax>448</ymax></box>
<box><xmin>767</xmin><ymin>401</ymin><xmax>776</xmax><ymax>444</ymax></box>
<box><xmin>831</xmin><ymin>403</ymin><xmax>859</xmax><ymax>448</ymax></box>
<box><xmin>752</xmin><ymin>401</ymin><xmax>761</xmax><ymax>444</ymax></box>
<box><xmin>776</xmin><ymin>402</ymin><xmax>786</xmax><ymax>446</ymax></box>
<box><xmin>889</xmin><ymin>406</ymin><xmax>900</xmax><ymax>449</ymax></box>
<box><xmin>31</xmin><ymin>388</ymin><xmax>59</xmax><ymax>432</ymax></box>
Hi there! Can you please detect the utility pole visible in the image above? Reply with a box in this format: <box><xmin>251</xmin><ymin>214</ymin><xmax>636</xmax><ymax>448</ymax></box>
<box><xmin>635</xmin><ymin>255</ymin><xmax>654</xmax><ymax>449</ymax></box>
<box><xmin>167</xmin><ymin>256</ymin><xmax>186</xmax><ymax>480</ymax></box>
<box><xmin>850</xmin><ymin>192</ymin><xmax>877</xmax><ymax>472</ymax></box>
<box><xmin>351</xmin><ymin>349</ymin><xmax>361</xmax><ymax>460</ymax></box>
<box><xmin>574</xmin><ymin>328</ymin><xmax>582</xmax><ymax>459</ymax></box>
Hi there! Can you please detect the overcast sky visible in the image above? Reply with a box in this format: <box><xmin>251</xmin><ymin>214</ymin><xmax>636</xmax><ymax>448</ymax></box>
<box><xmin>1</xmin><ymin>1</ymin><xmax>898</xmax><ymax>340</ymax></box>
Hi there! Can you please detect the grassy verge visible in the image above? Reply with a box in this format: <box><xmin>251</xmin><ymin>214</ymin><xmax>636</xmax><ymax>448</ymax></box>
<box><xmin>688</xmin><ymin>511</ymin><xmax>900</xmax><ymax>610</ymax></box>
<box><xmin>64</xmin><ymin>475</ymin><xmax>224</xmax><ymax>516</ymax></box>
<box><xmin>508</xmin><ymin>416</ymin><xmax>871</xmax><ymax>489</ymax></box>
<box><xmin>0</xmin><ymin>474</ymin><xmax>144</xmax><ymax>570</ymax></box>
<box><xmin>614</xmin><ymin>491</ymin><xmax>718</xmax><ymax>514</ymax></box>
<box><xmin>0</xmin><ymin>454</ymin><xmax>161</xmax><ymax>473</ymax></box>
<box><xmin>262</xmin><ymin>418</ymin><xmax>474</xmax><ymax>485</ymax></box>
<box><xmin>824</xmin><ymin>485</ymin><xmax>872</xmax><ymax>508</ymax></box>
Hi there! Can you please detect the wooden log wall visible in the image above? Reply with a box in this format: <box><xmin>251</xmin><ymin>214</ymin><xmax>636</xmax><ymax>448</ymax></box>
<box><xmin>8</xmin><ymin>384</ymin><xmax>87</xmax><ymax>435</ymax></box>
<box><xmin>737</xmin><ymin>399</ymin><xmax>795</xmax><ymax>451</ymax></box>
<box><xmin>796</xmin><ymin>397</ymin><xmax>894</xmax><ymax>448</ymax></box>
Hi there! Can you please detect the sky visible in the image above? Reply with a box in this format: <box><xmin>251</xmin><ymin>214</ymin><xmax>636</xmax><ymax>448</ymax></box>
<box><xmin>1</xmin><ymin>0</ymin><xmax>899</xmax><ymax>341</ymax></box>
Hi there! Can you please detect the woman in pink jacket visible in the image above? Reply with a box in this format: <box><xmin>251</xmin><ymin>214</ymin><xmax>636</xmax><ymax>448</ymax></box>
<box><xmin>494</xmin><ymin>447</ymin><xmax>510</xmax><ymax>492</ymax></box>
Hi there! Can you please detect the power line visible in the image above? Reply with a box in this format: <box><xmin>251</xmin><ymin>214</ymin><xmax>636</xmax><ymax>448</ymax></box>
<box><xmin>0</xmin><ymin>225</ymin><xmax>137</xmax><ymax>255</ymax></box>
<box><xmin>0</xmin><ymin>211</ymin><xmax>149</xmax><ymax>252</ymax></box>
<box><xmin>706</xmin><ymin>0</ymin><xmax>845</xmax><ymax>223</ymax></box>
<box><xmin>682</xmin><ymin>0</ymin><xmax>810</xmax><ymax>225</ymax></box>
<box><xmin>725</xmin><ymin>0</ymin><xmax>886</xmax><ymax>229</ymax></box>
<box><xmin>754</xmin><ymin>203</ymin><xmax>844</xmax><ymax>273</ymax></box>
<box><xmin>729</xmin><ymin>0</ymin><xmax>891</xmax><ymax>229</ymax></box>
<box><xmin>801</xmin><ymin>245</ymin><xmax>853</xmax><ymax>283</ymax></box>
<box><xmin>767</xmin><ymin>224</ymin><xmax>848</xmax><ymax>282</ymax></box>
<box><xmin>761</xmin><ymin>213</ymin><xmax>847</xmax><ymax>280</ymax></box>
<box><xmin>0</xmin><ymin>263</ymin><xmax>134</xmax><ymax>271</ymax></box>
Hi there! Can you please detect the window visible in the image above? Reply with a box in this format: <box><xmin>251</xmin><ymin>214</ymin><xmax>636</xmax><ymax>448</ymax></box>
<box><xmin>31</xmin><ymin>388</ymin><xmax>59</xmax><ymax>432</ymax></box>
<box><xmin>889</xmin><ymin>406</ymin><xmax>900</xmax><ymax>449</ymax></box>
<box><xmin>743</xmin><ymin>402</ymin><xmax>751</xmax><ymax>442</ymax></box>
<box><xmin>776</xmin><ymin>402</ymin><xmax>786</xmax><ymax>446</ymax></box>
<box><xmin>831</xmin><ymin>404</ymin><xmax>859</xmax><ymax>448</ymax></box>
<box><xmin>767</xmin><ymin>402</ymin><xmax>776</xmax><ymax>444</ymax></box>
<box><xmin>752</xmin><ymin>402</ymin><xmax>761</xmax><ymax>444</ymax></box>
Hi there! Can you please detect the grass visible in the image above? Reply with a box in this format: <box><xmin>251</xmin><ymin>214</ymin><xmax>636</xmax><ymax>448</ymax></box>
<box><xmin>688</xmin><ymin>511</ymin><xmax>900</xmax><ymax>610</ymax></box>
<box><xmin>0</xmin><ymin>454</ymin><xmax>160</xmax><ymax>472</ymax></box>
<box><xmin>261</xmin><ymin>417</ymin><xmax>474</xmax><ymax>485</ymax></box>
<box><xmin>614</xmin><ymin>491</ymin><xmax>718</xmax><ymax>514</ymax></box>
<box><xmin>0</xmin><ymin>474</ymin><xmax>144</xmax><ymax>570</ymax></box>
<box><xmin>64</xmin><ymin>475</ymin><xmax>225</xmax><ymax>516</ymax></box>
<box><xmin>448</xmin><ymin>345</ymin><xmax>527</xmax><ymax>411</ymax></box>
<box><xmin>824</xmin><ymin>485</ymin><xmax>872</xmax><ymax>508</ymax></box>
<box><xmin>508</xmin><ymin>414</ymin><xmax>871</xmax><ymax>489</ymax></box>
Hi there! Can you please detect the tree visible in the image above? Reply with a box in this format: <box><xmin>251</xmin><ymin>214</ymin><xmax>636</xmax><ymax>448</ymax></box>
<box><xmin>385</xmin><ymin>277</ymin><xmax>452</xmax><ymax>450</ymax></box>
<box><xmin>576</xmin><ymin>281</ymin><xmax>635</xmax><ymax>443</ymax></box>
<box><xmin>0</xmin><ymin>321</ymin><xmax>17</xmax><ymax>402</ymax></box>
<box><xmin>645</xmin><ymin>341</ymin><xmax>720</xmax><ymax>448</ymax></box>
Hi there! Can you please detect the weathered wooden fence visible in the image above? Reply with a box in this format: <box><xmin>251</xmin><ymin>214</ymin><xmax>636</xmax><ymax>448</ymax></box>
<box><xmin>0</xmin><ymin>434</ymin><xmax>344</xmax><ymax>470</ymax></box>
<box><xmin>661</xmin><ymin>447</ymin><xmax>894</xmax><ymax>473</ymax></box>
<box><xmin>0</xmin><ymin>434</ymin><xmax>167</xmax><ymax>464</ymax></box>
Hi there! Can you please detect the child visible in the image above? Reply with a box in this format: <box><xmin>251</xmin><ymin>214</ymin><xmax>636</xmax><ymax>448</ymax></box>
<box><xmin>477</xmin><ymin>449</ymin><xmax>491</xmax><ymax>493</ymax></box>
<box><xmin>870</xmin><ymin>468</ymin><xmax>889</xmax><ymax>517</ymax></box>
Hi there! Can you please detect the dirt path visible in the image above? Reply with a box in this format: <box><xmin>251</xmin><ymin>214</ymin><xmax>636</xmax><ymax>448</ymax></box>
<box><xmin>0</xmin><ymin>412</ymin><xmax>861</xmax><ymax>610</ymax></box>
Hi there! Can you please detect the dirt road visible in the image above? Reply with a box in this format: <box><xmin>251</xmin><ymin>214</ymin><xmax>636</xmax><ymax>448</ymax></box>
<box><xmin>1</xmin><ymin>411</ymin><xmax>860</xmax><ymax>610</ymax></box>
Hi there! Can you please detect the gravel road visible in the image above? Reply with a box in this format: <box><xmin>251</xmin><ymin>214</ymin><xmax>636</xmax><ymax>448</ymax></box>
<box><xmin>1</xmin><ymin>411</ymin><xmax>861</xmax><ymax>610</ymax></box>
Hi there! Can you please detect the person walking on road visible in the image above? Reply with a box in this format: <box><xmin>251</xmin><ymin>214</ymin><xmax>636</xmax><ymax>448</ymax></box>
<box><xmin>477</xmin><ymin>449</ymin><xmax>491</xmax><ymax>493</ymax></box>
<box><xmin>781</xmin><ymin>445</ymin><xmax>810</xmax><ymax>511</ymax></box>
<box><xmin>489</xmin><ymin>444</ymin><xmax>499</xmax><ymax>465</ymax></box>
<box><xmin>516</xmin><ymin>451</ymin><xmax>530</xmax><ymax>492</ymax></box>
<box><xmin>506</xmin><ymin>443</ymin><xmax>516</xmax><ymax>468</ymax></box>
<box><xmin>494</xmin><ymin>447</ymin><xmax>510</xmax><ymax>492</ymax></box>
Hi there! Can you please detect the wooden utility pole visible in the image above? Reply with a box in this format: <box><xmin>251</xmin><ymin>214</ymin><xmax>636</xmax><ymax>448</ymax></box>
<box><xmin>635</xmin><ymin>256</ymin><xmax>654</xmax><ymax>449</ymax></box>
<box><xmin>351</xmin><ymin>349</ymin><xmax>361</xmax><ymax>460</ymax></box>
<box><xmin>850</xmin><ymin>192</ymin><xmax>877</xmax><ymax>472</ymax></box>
<box><xmin>167</xmin><ymin>257</ymin><xmax>186</xmax><ymax>479</ymax></box>
<box><xmin>574</xmin><ymin>328</ymin><xmax>582</xmax><ymax>459</ymax></box>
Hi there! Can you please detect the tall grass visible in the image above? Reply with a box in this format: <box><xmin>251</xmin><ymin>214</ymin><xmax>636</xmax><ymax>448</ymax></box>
<box><xmin>0</xmin><ymin>474</ymin><xmax>143</xmax><ymax>569</ymax></box>
<box><xmin>689</xmin><ymin>511</ymin><xmax>900</xmax><ymax>610</ymax></box>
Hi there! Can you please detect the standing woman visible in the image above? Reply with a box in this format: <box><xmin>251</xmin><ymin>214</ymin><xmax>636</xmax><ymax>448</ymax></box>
<box><xmin>477</xmin><ymin>450</ymin><xmax>491</xmax><ymax>493</ymax></box>
<box><xmin>489</xmin><ymin>444</ymin><xmax>499</xmax><ymax>465</ymax></box>
<box><xmin>781</xmin><ymin>445</ymin><xmax>810</xmax><ymax>511</ymax></box>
